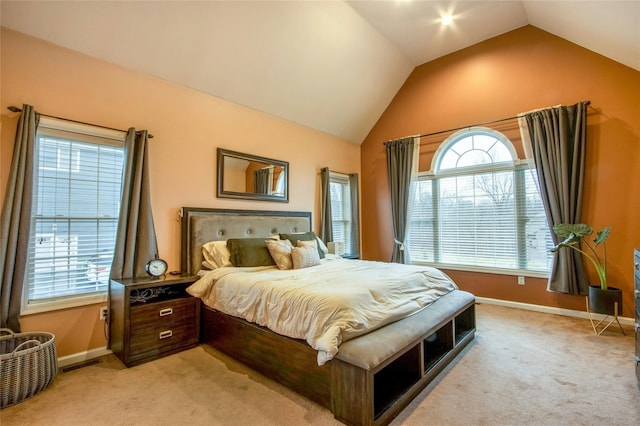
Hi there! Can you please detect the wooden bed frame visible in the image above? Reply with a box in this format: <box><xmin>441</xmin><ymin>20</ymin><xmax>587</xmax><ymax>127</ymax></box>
<box><xmin>180</xmin><ymin>207</ymin><xmax>475</xmax><ymax>426</ymax></box>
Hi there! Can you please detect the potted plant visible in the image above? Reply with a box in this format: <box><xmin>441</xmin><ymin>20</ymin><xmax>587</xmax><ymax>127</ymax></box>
<box><xmin>551</xmin><ymin>223</ymin><xmax>622</xmax><ymax>316</ymax></box>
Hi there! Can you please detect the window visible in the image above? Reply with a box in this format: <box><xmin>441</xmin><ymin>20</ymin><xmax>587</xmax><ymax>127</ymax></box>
<box><xmin>328</xmin><ymin>172</ymin><xmax>359</xmax><ymax>257</ymax></box>
<box><xmin>407</xmin><ymin>128</ymin><xmax>552</xmax><ymax>275</ymax></box>
<box><xmin>330</xmin><ymin>174</ymin><xmax>352</xmax><ymax>253</ymax></box>
<box><xmin>24</xmin><ymin>118</ymin><xmax>125</xmax><ymax>312</ymax></box>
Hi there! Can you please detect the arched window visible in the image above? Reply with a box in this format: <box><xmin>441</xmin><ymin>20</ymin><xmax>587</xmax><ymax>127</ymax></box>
<box><xmin>434</xmin><ymin>128</ymin><xmax>516</xmax><ymax>171</ymax></box>
<box><xmin>408</xmin><ymin>127</ymin><xmax>552</xmax><ymax>274</ymax></box>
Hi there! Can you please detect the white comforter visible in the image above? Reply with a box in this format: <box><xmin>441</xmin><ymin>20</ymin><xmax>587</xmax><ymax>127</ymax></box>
<box><xmin>187</xmin><ymin>257</ymin><xmax>458</xmax><ymax>365</ymax></box>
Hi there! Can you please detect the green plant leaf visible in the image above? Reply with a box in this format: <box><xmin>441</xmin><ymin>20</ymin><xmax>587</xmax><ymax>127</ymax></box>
<box><xmin>552</xmin><ymin>223</ymin><xmax>592</xmax><ymax>239</ymax></box>
<box><xmin>593</xmin><ymin>226</ymin><xmax>611</xmax><ymax>246</ymax></box>
<box><xmin>550</xmin><ymin>233</ymin><xmax>580</xmax><ymax>252</ymax></box>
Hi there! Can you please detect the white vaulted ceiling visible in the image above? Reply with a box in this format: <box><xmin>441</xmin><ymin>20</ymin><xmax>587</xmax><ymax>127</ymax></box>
<box><xmin>2</xmin><ymin>1</ymin><xmax>639</xmax><ymax>143</ymax></box>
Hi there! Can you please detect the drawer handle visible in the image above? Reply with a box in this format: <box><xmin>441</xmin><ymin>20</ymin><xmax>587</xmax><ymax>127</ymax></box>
<box><xmin>159</xmin><ymin>308</ymin><xmax>173</xmax><ymax>317</ymax></box>
<box><xmin>636</xmin><ymin>323</ymin><xmax>640</xmax><ymax>332</ymax></box>
<box><xmin>159</xmin><ymin>330</ymin><xmax>173</xmax><ymax>340</ymax></box>
<box><xmin>635</xmin><ymin>290</ymin><xmax>640</xmax><ymax>298</ymax></box>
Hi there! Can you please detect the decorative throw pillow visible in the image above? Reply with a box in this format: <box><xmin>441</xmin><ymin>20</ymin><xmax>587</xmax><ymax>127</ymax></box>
<box><xmin>266</xmin><ymin>239</ymin><xmax>294</xmax><ymax>270</ymax></box>
<box><xmin>297</xmin><ymin>239</ymin><xmax>319</xmax><ymax>252</ymax></box>
<box><xmin>202</xmin><ymin>240</ymin><xmax>232</xmax><ymax>269</ymax></box>
<box><xmin>291</xmin><ymin>243</ymin><xmax>321</xmax><ymax>269</ymax></box>
<box><xmin>279</xmin><ymin>232</ymin><xmax>325</xmax><ymax>259</ymax></box>
<box><xmin>227</xmin><ymin>238</ymin><xmax>276</xmax><ymax>267</ymax></box>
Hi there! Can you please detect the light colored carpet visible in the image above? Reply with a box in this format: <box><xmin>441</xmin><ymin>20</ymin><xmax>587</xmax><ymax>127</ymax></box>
<box><xmin>1</xmin><ymin>303</ymin><xmax>638</xmax><ymax>426</ymax></box>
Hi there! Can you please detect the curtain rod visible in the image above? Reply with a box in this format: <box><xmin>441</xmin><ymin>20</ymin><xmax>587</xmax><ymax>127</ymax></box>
<box><xmin>383</xmin><ymin>100</ymin><xmax>591</xmax><ymax>144</ymax></box>
<box><xmin>321</xmin><ymin>166</ymin><xmax>355</xmax><ymax>177</ymax></box>
<box><xmin>7</xmin><ymin>105</ymin><xmax>154</xmax><ymax>138</ymax></box>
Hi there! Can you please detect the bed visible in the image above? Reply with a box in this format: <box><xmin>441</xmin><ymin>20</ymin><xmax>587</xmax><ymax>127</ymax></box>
<box><xmin>180</xmin><ymin>207</ymin><xmax>475</xmax><ymax>426</ymax></box>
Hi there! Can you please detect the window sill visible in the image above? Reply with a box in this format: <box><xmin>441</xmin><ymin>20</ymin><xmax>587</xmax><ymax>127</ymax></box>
<box><xmin>21</xmin><ymin>293</ymin><xmax>107</xmax><ymax>316</ymax></box>
<box><xmin>411</xmin><ymin>261</ymin><xmax>549</xmax><ymax>279</ymax></box>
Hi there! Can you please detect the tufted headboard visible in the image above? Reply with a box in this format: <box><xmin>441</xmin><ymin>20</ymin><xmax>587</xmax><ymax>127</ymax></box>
<box><xmin>180</xmin><ymin>207</ymin><xmax>312</xmax><ymax>275</ymax></box>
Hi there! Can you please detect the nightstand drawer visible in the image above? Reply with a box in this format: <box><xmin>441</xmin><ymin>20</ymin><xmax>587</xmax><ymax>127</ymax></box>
<box><xmin>130</xmin><ymin>297</ymin><xmax>197</xmax><ymax>328</ymax></box>
<box><xmin>129</xmin><ymin>297</ymin><xmax>198</xmax><ymax>357</ymax></box>
<box><xmin>129</xmin><ymin>322</ymin><xmax>198</xmax><ymax>356</ymax></box>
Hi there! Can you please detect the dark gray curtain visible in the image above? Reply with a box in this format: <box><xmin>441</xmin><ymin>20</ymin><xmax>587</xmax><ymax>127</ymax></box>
<box><xmin>110</xmin><ymin>129</ymin><xmax>158</xmax><ymax>280</ymax></box>
<box><xmin>386</xmin><ymin>137</ymin><xmax>417</xmax><ymax>264</ymax></box>
<box><xmin>254</xmin><ymin>168</ymin><xmax>271</xmax><ymax>194</ymax></box>
<box><xmin>320</xmin><ymin>167</ymin><xmax>333</xmax><ymax>243</ymax></box>
<box><xmin>523</xmin><ymin>101</ymin><xmax>588</xmax><ymax>294</ymax></box>
<box><xmin>0</xmin><ymin>105</ymin><xmax>39</xmax><ymax>331</ymax></box>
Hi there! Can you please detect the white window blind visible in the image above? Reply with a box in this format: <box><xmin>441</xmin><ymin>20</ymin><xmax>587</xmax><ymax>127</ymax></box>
<box><xmin>26</xmin><ymin>120</ymin><xmax>125</xmax><ymax>307</ymax></box>
<box><xmin>329</xmin><ymin>174</ymin><xmax>352</xmax><ymax>254</ymax></box>
<box><xmin>408</xmin><ymin>129</ymin><xmax>552</xmax><ymax>274</ymax></box>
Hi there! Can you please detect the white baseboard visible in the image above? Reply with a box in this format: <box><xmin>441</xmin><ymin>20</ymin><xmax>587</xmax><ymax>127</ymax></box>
<box><xmin>58</xmin><ymin>346</ymin><xmax>112</xmax><ymax>368</ymax></box>
<box><xmin>476</xmin><ymin>297</ymin><xmax>635</xmax><ymax>326</ymax></box>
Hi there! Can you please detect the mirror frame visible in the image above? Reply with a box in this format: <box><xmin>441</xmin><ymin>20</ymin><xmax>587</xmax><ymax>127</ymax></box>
<box><xmin>216</xmin><ymin>148</ymin><xmax>289</xmax><ymax>202</ymax></box>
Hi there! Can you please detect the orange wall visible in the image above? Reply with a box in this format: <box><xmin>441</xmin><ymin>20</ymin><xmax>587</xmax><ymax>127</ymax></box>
<box><xmin>361</xmin><ymin>25</ymin><xmax>640</xmax><ymax>315</ymax></box>
<box><xmin>0</xmin><ymin>28</ymin><xmax>360</xmax><ymax>356</ymax></box>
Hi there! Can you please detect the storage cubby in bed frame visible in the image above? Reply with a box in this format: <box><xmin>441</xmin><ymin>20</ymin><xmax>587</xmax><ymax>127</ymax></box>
<box><xmin>332</xmin><ymin>302</ymin><xmax>476</xmax><ymax>425</ymax></box>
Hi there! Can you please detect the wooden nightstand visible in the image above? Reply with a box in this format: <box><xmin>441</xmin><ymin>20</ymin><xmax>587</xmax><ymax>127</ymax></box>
<box><xmin>109</xmin><ymin>274</ymin><xmax>200</xmax><ymax>367</ymax></box>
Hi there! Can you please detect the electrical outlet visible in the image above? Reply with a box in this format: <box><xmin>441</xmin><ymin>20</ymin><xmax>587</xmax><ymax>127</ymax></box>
<box><xmin>517</xmin><ymin>276</ymin><xmax>525</xmax><ymax>285</ymax></box>
<box><xmin>99</xmin><ymin>307</ymin><xmax>108</xmax><ymax>321</ymax></box>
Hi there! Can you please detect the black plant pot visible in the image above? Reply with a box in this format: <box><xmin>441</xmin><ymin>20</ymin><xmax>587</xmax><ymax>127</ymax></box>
<box><xmin>588</xmin><ymin>285</ymin><xmax>623</xmax><ymax>316</ymax></box>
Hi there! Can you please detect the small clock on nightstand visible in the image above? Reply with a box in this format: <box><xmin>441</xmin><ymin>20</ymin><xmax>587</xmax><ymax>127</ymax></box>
<box><xmin>145</xmin><ymin>257</ymin><xmax>168</xmax><ymax>278</ymax></box>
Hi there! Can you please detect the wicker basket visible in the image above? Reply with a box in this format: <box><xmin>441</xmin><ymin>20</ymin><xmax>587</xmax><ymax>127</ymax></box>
<box><xmin>0</xmin><ymin>328</ymin><xmax>58</xmax><ymax>409</ymax></box>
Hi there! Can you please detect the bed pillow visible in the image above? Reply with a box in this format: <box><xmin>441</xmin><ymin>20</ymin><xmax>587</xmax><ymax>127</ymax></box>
<box><xmin>202</xmin><ymin>260</ymin><xmax>216</xmax><ymax>270</ymax></box>
<box><xmin>279</xmin><ymin>232</ymin><xmax>325</xmax><ymax>259</ymax></box>
<box><xmin>316</xmin><ymin>237</ymin><xmax>329</xmax><ymax>256</ymax></box>
<box><xmin>202</xmin><ymin>240</ymin><xmax>232</xmax><ymax>269</ymax></box>
<box><xmin>291</xmin><ymin>243</ymin><xmax>321</xmax><ymax>269</ymax></box>
<box><xmin>266</xmin><ymin>239</ymin><xmax>294</xmax><ymax>270</ymax></box>
<box><xmin>227</xmin><ymin>238</ymin><xmax>276</xmax><ymax>267</ymax></box>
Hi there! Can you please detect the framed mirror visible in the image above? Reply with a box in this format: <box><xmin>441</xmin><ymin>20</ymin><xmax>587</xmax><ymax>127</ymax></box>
<box><xmin>217</xmin><ymin>148</ymin><xmax>289</xmax><ymax>202</ymax></box>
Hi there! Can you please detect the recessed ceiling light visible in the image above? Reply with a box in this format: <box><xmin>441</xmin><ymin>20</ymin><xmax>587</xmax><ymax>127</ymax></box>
<box><xmin>441</xmin><ymin>15</ymin><xmax>454</xmax><ymax>26</ymax></box>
